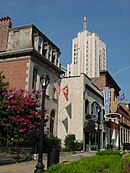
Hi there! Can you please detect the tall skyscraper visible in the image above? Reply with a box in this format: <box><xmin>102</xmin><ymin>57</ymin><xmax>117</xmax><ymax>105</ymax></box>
<box><xmin>67</xmin><ymin>17</ymin><xmax>106</xmax><ymax>78</ymax></box>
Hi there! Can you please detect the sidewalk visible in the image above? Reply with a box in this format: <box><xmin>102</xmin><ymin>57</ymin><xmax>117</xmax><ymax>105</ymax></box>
<box><xmin>0</xmin><ymin>151</ymin><xmax>96</xmax><ymax>173</ymax></box>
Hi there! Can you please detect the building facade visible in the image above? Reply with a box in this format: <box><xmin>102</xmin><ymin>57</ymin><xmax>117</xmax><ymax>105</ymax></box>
<box><xmin>67</xmin><ymin>17</ymin><xmax>106</xmax><ymax>78</ymax></box>
<box><xmin>58</xmin><ymin>73</ymin><xmax>105</xmax><ymax>151</ymax></box>
<box><xmin>0</xmin><ymin>16</ymin><xmax>64</xmax><ymax>135</ymax></box>
<box><xmin>118</xmin><ymin>103</ymin><xmax>130</xmax><ymax>148</ymax></box>
<box><xmin>92</xmin><ymin>71</ymin><xmax>130</xmax><ymax>149</ymax></box>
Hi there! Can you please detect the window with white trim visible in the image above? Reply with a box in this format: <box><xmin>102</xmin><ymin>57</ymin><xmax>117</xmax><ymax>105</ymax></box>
<box><xmin>32</xmin><ymin>67</ymin><xmax>38</xmax><ymax>90</ymax></box>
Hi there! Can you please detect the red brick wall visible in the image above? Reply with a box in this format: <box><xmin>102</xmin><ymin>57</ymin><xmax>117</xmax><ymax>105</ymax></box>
<box><xmin>0</xmin><ymin>59</ymin><xmax>29</xmax><ymax>89</ymax></box>
<box><xmin>92</xmin><ymin>75</ymin><xmax>106</xmax><ymax>90</ymax></box>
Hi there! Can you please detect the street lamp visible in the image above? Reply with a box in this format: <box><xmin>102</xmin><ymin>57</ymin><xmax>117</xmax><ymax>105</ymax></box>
<box><xmin>118</xmin><ymin>117</ymin><xmax>120</xmax><ymax>150</ymax></box>
<box><xmin>97</xmin><ymin>106</ymin><xmax>101</xmax><ymax>151</ymax></box>
<box><xmin>34</xmin><ymin>73</ymin><xmax>50</xmax><ymax>173</ymax></box>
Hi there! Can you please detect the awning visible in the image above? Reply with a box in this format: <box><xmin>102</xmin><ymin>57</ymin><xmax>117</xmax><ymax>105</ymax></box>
<box><xmin>83</xmin><ymin>120</ymin><xmax>96</xmax><ymax>132</ymax></box>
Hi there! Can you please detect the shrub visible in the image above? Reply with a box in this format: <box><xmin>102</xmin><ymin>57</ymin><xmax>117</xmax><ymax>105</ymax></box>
<box><xmin>46</xmin><ymin>134</ymin><xmax>61</xmax><ymax>149</ymax></box>
<box><xmin>45</xmin><ymin>154</ymin><xmax>123</xmax><ymax>173</ymax></box>
<box><xmin>96</xmin><ymin>149</ymin><xmax>121</xmax><ymax>156</ymax></box>
<box><xmin>122</xmin><ymin>153</ymin><xmax>130</xmax><ymax>173</ymax></box>
<box><xmin>64</xmin><ymin>134</ymin><xmax>83</xmax><ymax>151</ymax></box>
<box><xmin>64</xmin><ymin>134</ymin><xmax>76</xmax><ymax>151</ymax></box>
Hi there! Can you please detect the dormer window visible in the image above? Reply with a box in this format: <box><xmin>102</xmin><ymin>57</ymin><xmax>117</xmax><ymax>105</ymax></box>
<box><xmin>34</xmin><ymin>35</ymin><xmax>43</xmax><ymax>54</ymax></box>
<box><xmin>56</xmin><ymin>52</ymin><xmax>59</xmax><ymax>66</ymax></box>
<box><xmin>47</xmin><ymin>45</ymin><xmax>52</xmax><ymax>61</ymax></box>
<box><xmin>52</xmin><ymin>53</ymin><xmax>55</xmax><ymax>64</ymax></box>
<box><xmin>38</xmin><ymin>37</ymin><xmax>43</xmax><ymax>54</ymax></box>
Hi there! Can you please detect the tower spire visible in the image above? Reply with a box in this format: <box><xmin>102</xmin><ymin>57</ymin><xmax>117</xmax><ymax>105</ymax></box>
<box><xmin>83</xmin><ymin>16</ymin><xmax>87</xmax><ymax>31</ymax></box>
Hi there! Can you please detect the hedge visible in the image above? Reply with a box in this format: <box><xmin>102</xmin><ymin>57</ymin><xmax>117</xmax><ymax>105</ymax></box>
<box><xmin>45</xmin><ymin>154</ymin><xmax>122</xmax><ymax>173</ymax></box>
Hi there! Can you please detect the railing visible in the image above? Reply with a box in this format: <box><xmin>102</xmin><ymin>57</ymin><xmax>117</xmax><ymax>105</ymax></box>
<box><xmin>0</xmin><ymin>147</ymin><xmax>34</xmax><ymax>154</ymax></box>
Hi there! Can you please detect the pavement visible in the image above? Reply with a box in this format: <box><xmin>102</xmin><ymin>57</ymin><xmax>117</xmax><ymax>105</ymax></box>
<box><xmin>0</xmin><ymin>151</ymin><xmax>96</xmax><ymax>173</ymax></box>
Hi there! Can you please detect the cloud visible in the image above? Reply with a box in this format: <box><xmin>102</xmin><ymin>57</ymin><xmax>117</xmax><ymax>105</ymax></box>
<box><xmin>112</xmin><ymin>66</ymin><xmax>130</xmax><ymax>76</ymax></box>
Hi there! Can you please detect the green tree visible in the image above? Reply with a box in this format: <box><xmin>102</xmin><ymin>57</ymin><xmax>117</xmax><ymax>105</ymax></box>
<box><xmin>0</xmin><ymin>71</ymin><xmax>8</xmax><ymax>101</ymax></box>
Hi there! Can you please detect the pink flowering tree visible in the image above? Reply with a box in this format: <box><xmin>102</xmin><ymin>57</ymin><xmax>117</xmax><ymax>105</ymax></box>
<box><xmin>0</xmin><ymin>86</ymin><xmax>49</xmax><ymax>148</ymax></box>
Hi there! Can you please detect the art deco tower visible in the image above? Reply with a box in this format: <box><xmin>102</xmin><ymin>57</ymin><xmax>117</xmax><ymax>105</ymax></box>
<box><xmin>67</xmin><ymin>17</ymin><xmax>106</xmax><ymax>78</ymax></box>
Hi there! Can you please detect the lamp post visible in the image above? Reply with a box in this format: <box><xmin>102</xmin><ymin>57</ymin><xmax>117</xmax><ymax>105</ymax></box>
<box><xmin>34</xmin><ymin>73</ymin><xmax>50</xmax><ymax>173</ymax></box>
<box><xmin>97</xmin><ymin>106</ymin><xmax>101</xmax><ymax>151</ymax></box>
<box><xmin>118</xmin><ymin>117</ymin><xmax>120</xmax><ymax>150</ymax></box>
<box><xmin>109</xmin><ymin>120</ymin><xmax>112</xmax><ymax>149</ymax></box>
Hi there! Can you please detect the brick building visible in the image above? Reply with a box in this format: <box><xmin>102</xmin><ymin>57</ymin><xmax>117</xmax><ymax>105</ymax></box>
<box><xmin>92</xmin><ymin>70</ymin><xmax>130</xmax><ymax>149</ymax></box>
<box><xmin>0</xmin><ymin>16</ymin><xmax>64</xmax><ymax>135</ymax></box>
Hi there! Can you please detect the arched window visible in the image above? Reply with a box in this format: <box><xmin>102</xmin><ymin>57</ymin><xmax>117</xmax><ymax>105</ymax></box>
<box><xmin>50</xmin><ymin>109</ymin><xmax>55</xmax><ymax>134</ymax></box>
<box><xmin>91</xmin><ymin>101</ymin><xmax>100</xmax><ymax>115</ymax></box>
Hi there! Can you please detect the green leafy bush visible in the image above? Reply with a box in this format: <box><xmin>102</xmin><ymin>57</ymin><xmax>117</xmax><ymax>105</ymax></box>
<box><xmin>64</xmin><ymin>134</ymin><xmax>83</xmax><ymax>151</ymax></box>
<box><xmin>64</xmin><ymin>134</ymin><xmax>76</xmax><ymax>151</ymax></box>
<box><xmin>46</xmin><ymin>134</ymin><xmax>61</xmax><ymax>149</ymax></box>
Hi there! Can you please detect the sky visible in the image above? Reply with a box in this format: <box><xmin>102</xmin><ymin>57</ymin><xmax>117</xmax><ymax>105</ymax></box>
<box><xmin>1</xmin><ymin>0</ymin><xmax>130</xmax><ymax>101</ymax></box>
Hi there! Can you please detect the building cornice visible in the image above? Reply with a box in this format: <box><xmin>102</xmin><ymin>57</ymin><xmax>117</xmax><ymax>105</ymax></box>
<box><xmin>0</xmin><ymin>48</ymin><xmax>64</xmax><ymax>74</ymax></box>
<box><xmin>0</xmin><ymin>48</ymin><xmax>33</xmax><ymax>58</ymax></box>
<box><xmin>85</xmin><ymin>83</ymin><xmax>103</xmax><ymax>100</ymax></box>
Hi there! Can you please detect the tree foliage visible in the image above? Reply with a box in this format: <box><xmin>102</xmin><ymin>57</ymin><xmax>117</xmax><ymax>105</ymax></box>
<box><xmin>0</xmin><ymin>85</ymin><xmax>48</xmax><ymax>147</ymax></box>
<box><xmin>0</xmin><ymin>71</ymin><xmax>8</xmax><ymax>101</ymax></box>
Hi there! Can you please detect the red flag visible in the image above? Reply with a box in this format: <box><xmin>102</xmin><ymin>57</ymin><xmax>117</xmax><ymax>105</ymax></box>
<box><xmin>62</xmin><ymin>85</ymin><xmax>68</xmax><ymax>101</ymax></box>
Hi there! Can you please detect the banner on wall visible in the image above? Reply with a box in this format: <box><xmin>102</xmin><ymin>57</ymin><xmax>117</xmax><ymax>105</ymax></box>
<box><xmin>103</xmin><ymin>87</ymin><xmax>125</xmax><ymax>121</ymax></box>
<box><xmin>62</xmin><ymin>85</ymin><xmax>68</xmax><ymax>101</ymax></box>
<box><xmin>103</xmin><ymin>87</ymin><xmax>110</xmax><ymax>115</ymax></box>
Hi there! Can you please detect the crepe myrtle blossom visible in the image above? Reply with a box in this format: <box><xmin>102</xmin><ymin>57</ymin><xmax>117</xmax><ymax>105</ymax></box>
<box><xmin>0</xmin><ymin>86</ymin><xmax>49</xmax><ymax>134</ymax></box>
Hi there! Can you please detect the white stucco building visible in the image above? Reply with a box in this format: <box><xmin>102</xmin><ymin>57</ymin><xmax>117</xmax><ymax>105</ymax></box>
<box><xmin>67</xmin><ymin>17</ymin><xmax>106</xmax><ymax>78</ymax></box>
<box><xmin>58</xmin><ymin>73</ymin><xmax>106</xmax><ymax>151</ymax></box>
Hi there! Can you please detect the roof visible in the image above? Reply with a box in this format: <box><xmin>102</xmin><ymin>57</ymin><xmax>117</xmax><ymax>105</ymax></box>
<box><xmin>8</xmin><ymin>24</ymin><xmax>61</xmax><ymax>53</ymax></box>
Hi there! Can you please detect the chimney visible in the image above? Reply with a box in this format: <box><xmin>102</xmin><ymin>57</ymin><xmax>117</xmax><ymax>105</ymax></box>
<box><xmin>0</xmin><ymin>16</ymin><xmax>12</xmax><ymax>52</ymax></box>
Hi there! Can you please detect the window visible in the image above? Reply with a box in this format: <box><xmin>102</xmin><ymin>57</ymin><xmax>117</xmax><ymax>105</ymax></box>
<box><xmin>38</xmin><ymin>37</ymin><xmax>43</xmax><ymax>54</ymax></box>
<box><xmin>34</xmin><ymin>36</ymin><xmax>43</xmax><ymax>54</ymax></box>
<box><xmin>47</xmin><ymin>45</ymin><xmax>52</xmax><ymax>61</ymax></box>
<box><xmin>91</xmin><ymin>102</ymin><xmax>100</xmax><ymax>115</ymax></box>
<box><xmin>32</xmin><ymin>68</ymin><xmax>38</xmax><ymax>90</ymax></box>
<box><xmin>56</xmin><ymin>52</ymin><xmax>59</xmax><ymax>66</ymax></box>
<box><xmin>50</xmin><ymin>109</ymin><xmax>55</xmax><ymax>134</ymax></box>
<box><xmin>74</xmin><ymin>44</ymin><xmax>78</xmax><ymax>48</ymax></box>
<box><xmin>52</xmin><ymin>51</ymin><xmax>55</xmax><ymax>64</ymax></box>
<box><xmin>85</xmin><ymin>100</ymin><xmax>89</xmax><ymax>114</ymax></box>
